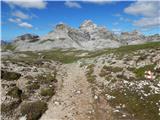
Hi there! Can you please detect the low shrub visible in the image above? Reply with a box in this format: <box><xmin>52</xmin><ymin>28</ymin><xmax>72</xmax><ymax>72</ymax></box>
<box><xmin>7</xmin><ymin>86</ymin><xmax>22</xmax><ymax>99</ymax></box>
<box><xmin>1</xmin><ymin>70</ymin><xmax>21</xmax><ymax>81</ymax></box>
<box><xmin>40</xmin><ymin>88</ymin><xmax>55</xmax><ymax>97</ymax></box>
<box><xmin>20</xmin><ymin>101</ymin><xmax>47</xmax><ymax>120</ymax></box>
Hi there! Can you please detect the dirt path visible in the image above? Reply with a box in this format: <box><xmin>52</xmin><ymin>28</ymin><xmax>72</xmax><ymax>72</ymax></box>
<box><xmin>40</xmin><ymin>63</ymin><xmax>94</xmax><ymax>120</ymax></box>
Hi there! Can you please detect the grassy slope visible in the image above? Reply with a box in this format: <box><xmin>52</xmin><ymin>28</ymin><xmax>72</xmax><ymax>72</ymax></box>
<box><xmin>2</xmin><ymin>41</ymin><xmax>160</xmax><ymax>64</ymax></box>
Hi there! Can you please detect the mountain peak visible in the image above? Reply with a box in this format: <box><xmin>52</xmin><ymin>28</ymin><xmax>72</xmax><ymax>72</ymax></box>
<box><xmin>55</xmin><ymin>23</ymin><xmax>70</xmax><ymax>31</ymax></box>
<box><xmin>80</xmin><ymin>20</ymin><xmax>97</xmax><ymax>31</ymax></box>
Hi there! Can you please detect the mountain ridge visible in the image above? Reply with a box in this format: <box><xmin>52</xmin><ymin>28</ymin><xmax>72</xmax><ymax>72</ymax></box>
<box><xmin>4</xmin><ymin>20</ymin><xmax>160</xmax><ymax>51</ymax></box>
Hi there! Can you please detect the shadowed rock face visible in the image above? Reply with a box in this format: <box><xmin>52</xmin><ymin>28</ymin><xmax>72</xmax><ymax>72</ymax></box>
<box><xmin>15</xmin><ymin>34</ymin><xmax>39</xmax><ymax>41</ymax></box>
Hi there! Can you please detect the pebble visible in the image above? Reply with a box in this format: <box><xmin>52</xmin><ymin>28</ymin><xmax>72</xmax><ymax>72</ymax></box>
<box><xmin>76</xmin><ymin>90</ymin><xmax>81</xmax><ymax>94</ymax></box>
<box><xmin>54</xmin><ymin>101</ymin><xmax>60</xmax><ymax>105</ymax></box>
<box><xmin>94</xmin><ymin>95</ymin><xmax>98</xmax><ymax>100</ymax></box>
<box><xmin>113</xmin><ymin>109</ymin><xmax>119</xmax><ymax>113</ymax></box>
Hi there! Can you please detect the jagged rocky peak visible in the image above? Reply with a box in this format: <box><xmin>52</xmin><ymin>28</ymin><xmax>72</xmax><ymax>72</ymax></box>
<box><xmin>121</xmin><ymin>30</ymin><xmax>140</xmax><ymax>36</ymax></box>
<box><xmin>80</xmin><ymin>20</ymin><xmax>97</xmax><ymax>31</ymax></box>
<box><xmin>55</xmin><ymin>22</ymin><xmax>71</xmax><ymax>32</ymax></box>
<box><xmin>14</xmin><ymin>33</ymin><xmax>39</xmax><ymax>41</ymax></box>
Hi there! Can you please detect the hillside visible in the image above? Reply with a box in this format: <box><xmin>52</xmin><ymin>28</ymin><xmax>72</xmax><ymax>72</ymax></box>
<box><xmin>1</xmin><ymin>41</ymin><xmax>160</xmax><ymax>120</ymax></box>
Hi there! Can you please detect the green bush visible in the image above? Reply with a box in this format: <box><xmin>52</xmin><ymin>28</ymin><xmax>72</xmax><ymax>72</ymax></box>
<box><xmin>40</xmin><ymin>88</ymin><xmax>55</xmax><ymax>97</ymax></box>
<box><xmin>7</xmin><ymin>86</ymin><xmax>22</xmax><ymax>99</ymax></box>
<box><xmin>20</xmin><ymin>101</ymin><xmax>47</xmax><ymax>120</ymax></box>
<box><xmin>26</xmin><ymin>82</ymin><xmax>40</xmax><ymax>91</ymax></box>
<box><xmin>37</xmin><ymin>73</ymin><xmax>57</xmax><ymax>84</ymax></box>
<box><xmin>1</xmin><ymin>70</ymin><xmax>21</xmax><ymax>81</ymax></box>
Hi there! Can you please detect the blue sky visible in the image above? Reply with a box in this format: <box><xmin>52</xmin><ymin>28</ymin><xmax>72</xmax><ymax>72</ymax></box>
<box><xmin>1</xmin><ymin>1</ymin><xmax>160</xmax><ymax>41</ymax></box>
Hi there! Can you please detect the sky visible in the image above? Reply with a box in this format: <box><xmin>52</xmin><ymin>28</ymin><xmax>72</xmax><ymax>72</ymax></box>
<box><xmin>1</xmin><ymin>0</ymin><xmax>160</xmax><ymax>42</ymax></box>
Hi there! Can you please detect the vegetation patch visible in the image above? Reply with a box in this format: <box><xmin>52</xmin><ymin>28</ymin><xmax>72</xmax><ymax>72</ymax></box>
<box><xmin>108</xmin><ymin>88</ymin><xmax>160</xmax><ymax>120</ymax></box>
<box><xmin>1</xmin><ymin>70</ymin><xmax>21</xmax><ymax>81</ymax></box>
<box><xmin>7</xmin><ymin>86</ymin><xmax>22</xmax><ymax>99</ymax></box>
<box><xmin>26</xmin><ymin>81</ymin><xmax>40</xmax><ymax>91</ymax></box>
<box><xmin>99</xmin><ymin>65</ymin><xmax>123</xmax><ymax>77</ymax></box>
<box><xmin>85</xmin><ymin>41</ymin><xmax>160</xmax><ymax>59</ymax></box>
<box><xmin>36</xmin><ymin>73</ymin><xmax>57</xmax><ymax>84</ymax></box>
<box><xmin>40</xmin><ymin>88</ymin><xmax>55</xmax><ymax>97</ymax></box>
<box><xmin>20</xmin><ymin>101</ymin><xmax>47</xmax><ymax>120</ymax></box>
<box><xmin>2</xmin><ymin>44</ymin><xmax>16</xmax><ymax>51</ymax></box>
<box><xmin>40</xmin><ymin>50</ymin><xmax>80</xmax><ymax>63</ymax></box>
<box><xmin>134</xmin><ymin>64</ymin><xmax>156</xmax><ymax>79</ymax></box>
<box><xmin>86</xmin><ymin>64</ymin><xmax>96</xmax><ymax>83</ymax></box>
<box><xmin>1</xmin><ymin>100</ymin><xmax>21</xmax><ymax>115</ymax></box>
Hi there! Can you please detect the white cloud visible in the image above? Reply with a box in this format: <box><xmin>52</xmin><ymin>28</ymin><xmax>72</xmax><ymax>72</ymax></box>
<box><xmin>8</xmin><ymin>18</ymin><xmax>21</xmax><ymax>23</ymax></box>
<box><xmin>85</xmin><ymin>0</ymin><xmax>112</xmax><ymax>5</ymax></box>
<box><xmin>124</xmin><ymin>1</ymin><xmax>159</xmax><ymax>17</ymax></box>
<box><xmin>64</xmin><ymin>1</ymin><xmax>81</xmax><ymax>8</ymax></box>
<box><xmin>124</xmin><ymin>1</ymin><xmax>160</xmax><ymax>29</ymax></box>
<box><xmin>134</xmin><ymin>17</ymin><xmax>160</xmax><ymax>28</ymax></box>
<box><xmin>5</xmin><ymin>0</ymin><xmax>47</xmax><ymax>9</ymax></box>
<box><xmin>9</xmin><ymin>17</ymin><xmax>33</xmax><ymax>29</ymax></box>
<box><xmin>12</xmin><ymin>10</ymin><xmax>29</xmax><ymax>19</ymax></box>
<box><xmin>18</xmin><ymin>22</ymin><xmax>33</xmax><ymax>28</ymax></box>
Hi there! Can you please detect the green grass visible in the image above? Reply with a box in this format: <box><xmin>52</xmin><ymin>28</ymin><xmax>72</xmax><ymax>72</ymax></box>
<box><xmin>108</xmin><ymin>88</ymin><xmax>160</xmax><ymax>120</ymax></box>
<box><xmin>134</xmin><ymin>64</ymin><xmax>156</xmax><ymax>79</ymax></box>
<box><xmin>86</xmin><ymin>64</ymin><xmax>96</xmax><ymax>83</ymax></box>
<box><xmin>2</xmin><ymin>44</ymin><xmax>16</xmax><ymax>51</ymax></box>
<box><xmin>86</xmin><ymin>41</ymin><xmax>160</xmax><ymax>59</ymax></box>
<box><xmin>40</xmin><ymin>50</ymin><xmax>80</xmax><ymax>63</ymax></box>
<box><xmin>2</xmin><ymin>41</ymin><xmax>160</xmax><ymax>64</ymax></box>
<box><xmin>99</xmin><ymin>65</ymin><xmax>123</xmax><ymax>77</ymax></box>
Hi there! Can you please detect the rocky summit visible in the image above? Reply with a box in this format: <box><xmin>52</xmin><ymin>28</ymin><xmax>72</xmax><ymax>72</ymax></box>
<box><xmin>5</xmin><ymin>20</ymin><xmax>160</xmax><ymax>51</ymax></box>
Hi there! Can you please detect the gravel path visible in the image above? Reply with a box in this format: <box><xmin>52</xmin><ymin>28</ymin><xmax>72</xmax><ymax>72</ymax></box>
<box><xmin>40</xmin><ymin>63</ymin><xmax>94</xmax><ymax>120</ymax></box>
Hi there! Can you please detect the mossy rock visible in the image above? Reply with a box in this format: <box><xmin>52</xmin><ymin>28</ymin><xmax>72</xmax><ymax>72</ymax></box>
<box><xmin>20</xmin><ymin>101</ymin><xmax>47</xmax><ymax>120</ymax></box>
<box><xmin>7</xmin><ymin>86</ymin><xmax>22</xmax><ymax>99</ymax></box>
<box><xmin>1</xmin><ymin>70</ymin><xmax>21</xmax><ymax>81</ymax></box>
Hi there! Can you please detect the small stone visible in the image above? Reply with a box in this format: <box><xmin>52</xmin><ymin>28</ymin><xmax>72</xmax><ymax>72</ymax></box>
<box><xmin>122</xmin><ymin>114</ymin><xmax>126</xmax><ymax>117</ymax></box>
<box><xmin>113</xmin><ymin>109</ymin><xmax>119</xmax><ymax>113</ymax></box>
<box><xmin>54</xmin><ymin>101</ymin><xmax>59</xmax><ymax>105</ymax></box>
<box><xmin>76</xmin><ymin>90</ymin><xmax>81</xmax><ymax>94</ymax></box>
<box><xmin>19</xmin><ymin>115</ymin><xmax>27</xmax><ymax>120</ymax></box>
<box><xmin>94</xmin><ymin>95</ymin><xmax>98</xmax><ymax>100</ymax></box>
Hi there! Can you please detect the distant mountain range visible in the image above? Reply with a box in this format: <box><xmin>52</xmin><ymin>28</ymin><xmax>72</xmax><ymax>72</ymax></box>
<box><xmin>3</xmin><ymin>20</ymin><xmax>160</xmax><ymax>51</ymax></box>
